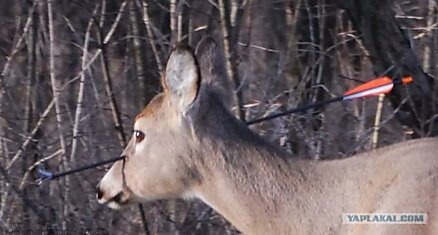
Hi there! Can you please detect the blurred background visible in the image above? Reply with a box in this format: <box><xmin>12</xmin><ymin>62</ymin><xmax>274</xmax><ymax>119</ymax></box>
<box><xmin>0</xmin><ymin>0</ymin><xmax>436</xmax><ymax>234</ymax></box>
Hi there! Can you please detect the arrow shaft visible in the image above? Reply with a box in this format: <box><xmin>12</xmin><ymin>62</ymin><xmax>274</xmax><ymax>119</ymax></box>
<box><xmin>246</xmin><ymin>96</ymin><xmax>343</xmax><ymax>125</ymax></box>
<box><xmin>48</xmin><ymin>156</ymin><xmax>124</xmax><ymax>180</ymax></box>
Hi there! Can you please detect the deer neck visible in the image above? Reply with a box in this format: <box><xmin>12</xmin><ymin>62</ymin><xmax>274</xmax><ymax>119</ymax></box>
<box><xmin>189</xmin><ymin>112</ymin><xmax>317</xmax><ymax>234</ymax></box>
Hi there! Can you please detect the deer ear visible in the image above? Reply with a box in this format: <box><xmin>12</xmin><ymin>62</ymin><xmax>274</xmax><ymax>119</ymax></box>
<box><xmin>195</xmin><ymin>37</ymin><xmax>232</xmax><ymax>107</ymax></box>
<box><xmin>163</xmin><ymin>46</ymin><xmax>200</xmax><ymax>111</ymax></box>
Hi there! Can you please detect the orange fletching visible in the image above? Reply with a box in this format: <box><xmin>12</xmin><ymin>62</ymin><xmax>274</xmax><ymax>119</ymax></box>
<box><xmin>344</xmin><ymin>76</ymin><xmax>393</xmax><ymax>96</ymax></box>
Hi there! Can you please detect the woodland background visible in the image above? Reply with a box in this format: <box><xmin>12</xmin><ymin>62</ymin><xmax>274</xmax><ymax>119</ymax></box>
<box><xmin>0</xmin><ymin>0</ymin><xmax>437</xmax><ymax>234</ymax></box>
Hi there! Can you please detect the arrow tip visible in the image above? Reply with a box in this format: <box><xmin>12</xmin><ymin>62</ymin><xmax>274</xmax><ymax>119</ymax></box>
<box><xmin>37</xmin><ymin>167</ymin><xmax>54</xmax><ymax>180</ymax></box>
<box><xmin>402</xmin><ymin>76</ymin><xmax>413</xmax><ymax>84</ymax></box>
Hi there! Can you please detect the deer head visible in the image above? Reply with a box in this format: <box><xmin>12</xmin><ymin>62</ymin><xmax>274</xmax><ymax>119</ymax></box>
<box><xmin>96</xmin><ymin>39</ymin><xmax>231</xmax><ymax>208</ymax></box>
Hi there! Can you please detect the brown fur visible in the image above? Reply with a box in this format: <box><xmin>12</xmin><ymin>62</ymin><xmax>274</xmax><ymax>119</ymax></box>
<box><xmin>135</xmin><ymin>94</ymin><xmax>164</xmax><ymax>121</ymax></box>
<box><xmin>97</xmin><ymin>43</ymin><xmax>438</xmax><ymax>235</ymax></box>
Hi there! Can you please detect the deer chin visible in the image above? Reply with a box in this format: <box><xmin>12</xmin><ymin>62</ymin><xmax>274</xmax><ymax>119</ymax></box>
<box><xmin>99</xmin><ymin>191</ymin><xmax>132</xmax><ymax>209</ymax></box>
<box><xmin>107</xmin><ymin>200</ymin><xmax>129</xmax><ymax>210</ymax></box>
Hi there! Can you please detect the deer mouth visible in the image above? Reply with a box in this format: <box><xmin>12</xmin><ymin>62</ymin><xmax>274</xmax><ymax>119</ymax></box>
<box><xmin>97</xmin><ymin>189</ymin><xmax>131</xmax><ymax>209</ymax></box>
<box><xmin>106</xmin><ymin>192</ymin><xmax>128</xmax><ymax>208</ymax></box>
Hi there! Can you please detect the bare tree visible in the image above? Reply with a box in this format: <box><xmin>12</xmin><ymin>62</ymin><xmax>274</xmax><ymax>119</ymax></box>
<box><xmin>0</xmin><ymin>0</ymin><xmax>436</xmax><ymax>234</ymax></box>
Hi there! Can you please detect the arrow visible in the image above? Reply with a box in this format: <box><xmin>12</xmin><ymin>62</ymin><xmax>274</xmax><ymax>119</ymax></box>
<box><xmin>246</xmin><ymin>76</ymin><xmax>413</xmax><ymax>125</ymax></box>
<box><xmin>35</xmin><ymin>76</ymin><xmax>413</xmax><ymax>183</ymax></box>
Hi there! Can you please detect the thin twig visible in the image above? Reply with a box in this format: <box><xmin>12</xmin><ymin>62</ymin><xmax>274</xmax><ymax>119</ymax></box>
<box><xmin>0</xmin><ymin>1</ymin><xmax>37</xmax><ymax>79</ymax></box>
<box><xmin>47</xmin><ymin>0</ymin><xmax>67</xmax><ymax>155</ymax></box>
<box><xmin>141</xmin><ymin>0</ymin><xmax>164</xmax><ymax>71</ymax></box>
<box><xmin>48</xmin><ymin>0</ymin><xmax>69</xmax><ymax>229</ymax></box>
<box><xmin>218</xmin><ymin>0</ymin><xmax>245</xmax><ymax>121</ymax></box>
<box><xmin>98</xmin><ymin>46</ymin><xmax>127</xmax><ymax>147</ymax></box>
<box><xmin>70</xmin><ymin>2</ymin><xmax>100</xmax><ymax>174</ymax></box>
<box><xmin>372</xmin><ymin>94</ymin><xmax>385</xmax><ymax>148</ymax></box>
<box><xmin>129</xmin><ymin>0</ymin><xmax>147</xmax><ymax>107</ymax></box>
<box><xmin>103</xmin><ymin>1</ymin><xmax>127</xmax><ymax>44</ymax></box>
<box><xmin>170</xmin><ymin>0</ymin><xmax>178</xmax><ymax>44</ymax></box>
<box><xmin>7</xmin><ymin>100</ymin><xmax>55</xmax><ymax>170</ymax></box>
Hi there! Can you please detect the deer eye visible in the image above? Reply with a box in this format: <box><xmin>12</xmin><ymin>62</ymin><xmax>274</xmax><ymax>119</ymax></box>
<box><xmin>134</xmin><ymin>130</ymin><xmax>145</xmax><ymax>143</ymax></box>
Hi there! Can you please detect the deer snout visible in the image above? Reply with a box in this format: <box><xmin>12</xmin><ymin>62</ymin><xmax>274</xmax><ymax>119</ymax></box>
<box><xmin>96</xmin><ymin>160</ymin><xmax>129</xmax><ymax>207</ymax></box>
<box><xmin>96</xmin><ymin>183</ymin><xmax>110</xmax><ymax>204</ymax></box>
<box><xmin>96</xmin><ymin>183</ymin><xmax>104</xmax><ymax>201</ymax></box>
<box><xmin>96</xmin><ymin>183</ymin><xmax>131</xmax><ymax>209</ymax></box>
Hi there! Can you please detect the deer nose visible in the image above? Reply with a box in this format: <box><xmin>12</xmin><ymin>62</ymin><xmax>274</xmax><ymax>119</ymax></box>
<box><xmin>96</xmin><ymin>184</ymin><xmax>104</xmax><ymax>200</ymax></box>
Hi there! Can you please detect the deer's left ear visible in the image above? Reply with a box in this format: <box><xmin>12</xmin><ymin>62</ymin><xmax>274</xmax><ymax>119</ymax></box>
<box><xmin>163</xmin><ymin>46</ymin><xmax>200</xmax><ymax>111</ymax></box>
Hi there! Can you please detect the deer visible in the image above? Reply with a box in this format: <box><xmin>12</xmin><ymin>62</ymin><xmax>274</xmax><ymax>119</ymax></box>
<box><xmin>96</xmin><ymin>39</ymin><xmax>438</xmax><ymax>235</ymax></box>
